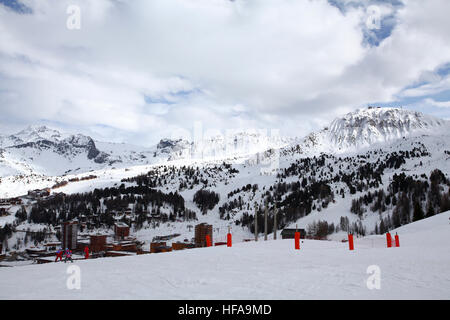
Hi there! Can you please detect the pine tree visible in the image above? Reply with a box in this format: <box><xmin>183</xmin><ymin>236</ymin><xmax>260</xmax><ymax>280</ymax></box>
<box><xmin>426</xmin><ymin>201</ymin><xmax>435</xmax><ymax>218</ymax></box>
<box><xmin>440</xmin><ymin>192</ymin><xmax>450</xmax><ymax>213</ymax></box>
<box><xmin>413</xmin><ymin>201</ymin><xmax>424</xmax><ymax>222</ymax></box>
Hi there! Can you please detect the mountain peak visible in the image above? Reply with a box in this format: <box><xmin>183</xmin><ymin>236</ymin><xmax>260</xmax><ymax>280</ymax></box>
<box><xmin>13</xmin><ymin>125</ymin><xmax>65</xmax><ymax>145</ymax></box>
<box><xmin>327</xmin><ymin>107</ymin><xmax>447</xmax><ymax>151</ymax></box>
<box><xmin>18</xmin><ymin>124</ymin><xmax>57</xmax><ymax>134</ymax></box>
<box><xmin>298</xmin><ymin>107</ymin><xmax>448</xmax><ymax>154</ymax></box>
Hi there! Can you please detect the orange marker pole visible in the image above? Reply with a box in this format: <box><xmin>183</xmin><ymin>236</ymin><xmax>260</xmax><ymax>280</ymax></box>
<box><xmin>386</xmin><ymin>232</ymin><xmax>392</xmax><ymax>248</ymax></box>
<box><xmin>227</xmin><ymin>233</ymin><xmax>232</xmax><ymax>247</ymax></box>
<box><xmin>206</xmin><ymin>235</ymin><xmax>212</xmax><ymax>247</ymax></box>
<box><xmin>348</xmin><ymin>234</ymin><xmax>354</xmax><ymax>251</ymax></box>
<box><xmin>295</xmin><ymin>231</ymin><xmax>300</xmax><ymax>250</ymax></box>
<box><xmin>395</xmin><ymin>233</ymin><xmax>400</xmax><ymax>247</ymax></box>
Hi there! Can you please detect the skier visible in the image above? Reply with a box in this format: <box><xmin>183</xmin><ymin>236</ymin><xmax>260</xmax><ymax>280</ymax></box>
<box><xmin>64</xmin><ymin>248</ymin><xmax>73</xmax><ymax>263</ymax></box>
<box><xmin>84</xmin><ymin>246</ymin><xmax>89</xmax><ymax>259</ymax></box>
<box><xmin>55</xmin><ymin>248</ymin><xmax>63</xmax><ymax>262</ymax></box>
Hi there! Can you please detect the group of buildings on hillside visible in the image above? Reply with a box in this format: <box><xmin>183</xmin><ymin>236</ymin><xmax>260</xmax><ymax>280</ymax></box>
<box><xmin>28</xmin><ymin>221</ymin><xmax>220</xmax><ymax>263</ymax></box>
<box><xmin>1</xmin><ymin>186</ymin><xmax>309</xmax><ymax>263</ymax></box>
<box><xmin>0</xmin><ymin>188</ymin><xmax>59</xmax><ymax>218</ymax></box>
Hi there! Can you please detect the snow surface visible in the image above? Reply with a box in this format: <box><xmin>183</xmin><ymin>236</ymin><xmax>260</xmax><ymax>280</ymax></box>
<box><xmin>1</xmin><ymin>211</ymin><xmax>449</xmax><ymax>299</ymax></box>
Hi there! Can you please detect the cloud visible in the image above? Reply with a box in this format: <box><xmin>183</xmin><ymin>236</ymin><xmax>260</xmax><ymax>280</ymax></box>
<box><xmin>0</xmin><ymin>0</ymin><xmax>449</xmax><ymax>145</ymax></box>
<box><xmin>400</xmin><ymin>73</ymin><xmax>450</xmax><ymax>98</ymax></box>
<box><xmin>329</xmin><ymin>0</ymin><xmax>403</xmax><ymax>46</ymax></box>
<box><xmin>422</xmin><ymin>98</ymin><xmax>450</xmax><ymax>109</ymax></box>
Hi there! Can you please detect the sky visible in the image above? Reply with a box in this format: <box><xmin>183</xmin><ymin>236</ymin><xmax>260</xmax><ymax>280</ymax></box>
<box><xmin>0</xmin><ymin>0</ymin><xmax>449</xmax><ymax>146</ymax></box>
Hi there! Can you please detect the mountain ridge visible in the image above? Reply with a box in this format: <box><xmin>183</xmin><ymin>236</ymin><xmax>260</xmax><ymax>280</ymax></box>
<box><xmin>293</xmin><ymin>107</ymin><xmax>449</xmax><ymax>154</ymax></box>
<box><xmin>0</xmin><ymin>107</ymin><xmax>448</xmax><ymax>177</ymax></box>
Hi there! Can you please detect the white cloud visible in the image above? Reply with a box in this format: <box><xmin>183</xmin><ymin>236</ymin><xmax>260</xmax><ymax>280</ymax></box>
<box><xmin>422</xmin><ymin>98</ymin><xmax>450</xmax><ymax>109</ymax></box>
<box><xmin>0</xmin><ymin>0</ymin><xmax>449</xmax><ymax>145</ymax></box>
<box><xmin>400</xmin><ymin>74</ymin><xmax>450</xmax><ymax>98</ymax></box>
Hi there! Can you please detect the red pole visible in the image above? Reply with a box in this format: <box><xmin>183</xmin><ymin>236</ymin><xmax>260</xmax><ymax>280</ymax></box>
<box><xmin>295</xmin><ymin>231</ymin><xmax>300</xmax><ymax>250</ymax></box>
<box><xmin>395</xmin><ymin>233</ymin><xmax>400</xmax><ymax>247</ymax></box>
<box><xmin>386</xmin><ymin>232</ymin><xmax>392</xmax><ymax>248</ymax></box>
<box><xmin>348</xmin><ymin>234</ymin><xmax>354</xmax><ymax>251</ymax></box>
<box><xmin>227</xmin><ymin>233</ymin><xmax>232</xmax><ymax>247</ymax></box>
<box><xmin>206</xmin><ymin>235</ymin><xmax>212</xmax><ymax>247</ymax></box>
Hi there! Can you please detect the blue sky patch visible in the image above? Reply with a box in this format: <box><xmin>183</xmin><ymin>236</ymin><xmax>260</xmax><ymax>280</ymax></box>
<box><xmin>0</xmin><ymin>0</ymin><xmax>32</xmax><ymax>14</ymax></box>
<box><xmin>328</xmin><ymin>0</ymin><xmax>404</xmax><ymax>47</ymax></box>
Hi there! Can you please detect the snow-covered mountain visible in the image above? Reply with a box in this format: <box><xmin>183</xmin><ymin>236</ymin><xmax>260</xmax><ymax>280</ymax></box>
<box><xmin>155</xmin><ymin>131</ymin><xmax>293</xmax><ymax>161</ymax></box>
<box><xmin>0</xmin><ymin>126</ymin><xmax>110</xmax><ymax>176</ymax></box>
<box><xmin>0</xmin><ymin>126</ymin><xmax>292</xmax><ymax>177</ymax></box>
<box><xmin>1</xmin><ymin>107</ymin><xmax>448</xmax><ymax>178</ymax></box>
<box><xmin>298</xmin><ymin>107</ymin><xmax>449</xmax><ymax>153</ymax></box>
<box><xmin>6</xmin><ymin>125</ymin><xmax>66</xmax><ymax>145</ymax></box>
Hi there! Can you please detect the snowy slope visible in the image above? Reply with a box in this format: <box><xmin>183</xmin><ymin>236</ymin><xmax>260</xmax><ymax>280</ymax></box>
<box><xmin>297</xmin><ymin>107</ymin><xmax>449</xmax><ymax>154</ymax></box>
<box><xmin>1</xmin><ymin>211</ymin><xmax>448</xmax><ymax>299</ymax></box>
<box><xmin>0</xmin><ymin>126</ymin><xmax>292</xmax><ymax>177</ymax></box>
<box><xmin>0</xmin><ymin>125</ymin><xmax>67</xmax><ymax>146</ymax></box>
<box><xmin>0</xmin><ymin>126</ymin><xmax>109</xmax><ymax>176</ymax></box>
<box><xmin>158</xmin><ymin>131</ymin><xmax>293</xmax><ymax>161</ymax></box>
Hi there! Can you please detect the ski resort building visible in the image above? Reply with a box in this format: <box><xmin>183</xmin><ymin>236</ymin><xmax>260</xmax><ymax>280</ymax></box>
<box><xmin>27</xmin><ymin>188</ymin><xmax>50</xmax><ymax>199</ymax></box>
<box><xmin>0</xmin><ymin>197</ymin><xmax>22</xmax><ymax>205</ymax></box>
<box><xmin>90</xmin><ymin>235</ymin><xmax>107</xmax><ymax>252</ymax></box>
<box><xmin>172</xmin><ymin>242</ymin><xmax>195</xmax><ymax>251</ymax></box>
<box><xmin>150</xmin><ymin>241</ymin><xmax>172</xmax><ymax>253</ymax></box>
<box><xmin>61</xmin><ymin>221</ymin><xmax>78</xmax><ymax>250</ymax></box>
<box><xmin>114</xmin><ymin>223</ymin><xmax>130</xmax><ymax>240</ymax></box>
<box><xmin>195</xmin><ymin>223</ymin><xmax>213</xmax><ymax>247</ymax></box>
<box><xmin>281</xmin><ymin>228</ymin><xmax>306</xmax><ymax>239</ymax></box>
<box><xmin>107</xmin><ymin>241</ymin><xmax>137</xmax><ymax>252</ymax></box>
